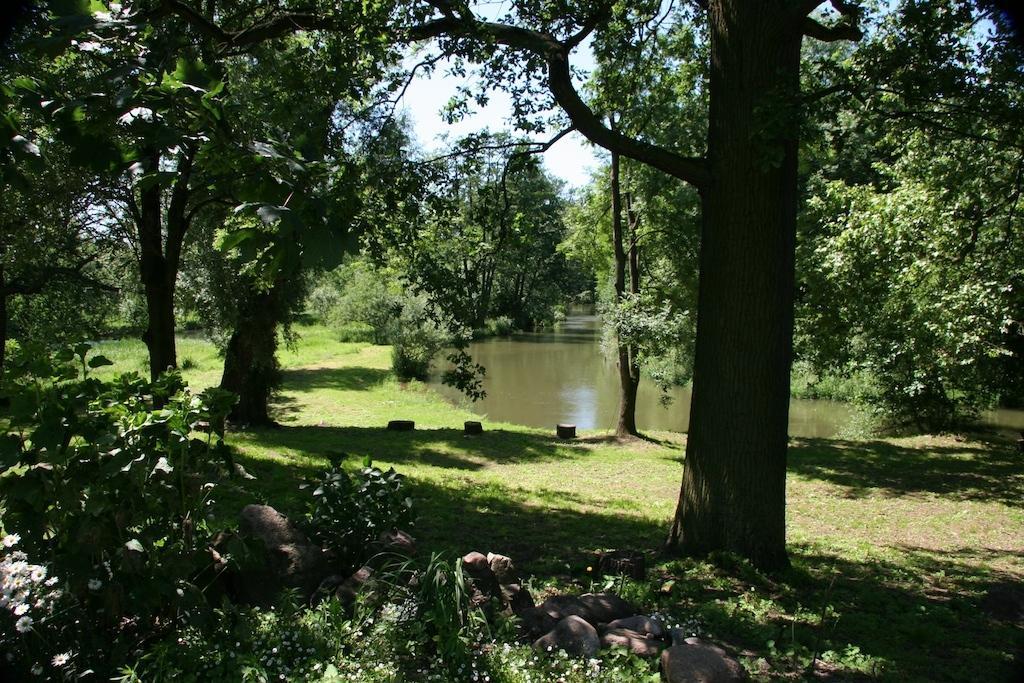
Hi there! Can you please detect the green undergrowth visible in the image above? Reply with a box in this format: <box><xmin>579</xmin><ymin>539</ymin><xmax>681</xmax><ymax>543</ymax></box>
<box><xmin>95</xmin><ymin>327</ymin><xmax>1023</xmax><ymax>682</ymax></box>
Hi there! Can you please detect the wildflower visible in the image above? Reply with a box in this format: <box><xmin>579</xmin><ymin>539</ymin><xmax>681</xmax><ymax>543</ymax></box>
<box><xmin>88</xmin><ymin>578</ymin><xmax>102</xmax><ymax>591</ymax></box>
<box><xmin>2</xmin><ymin>534</ymin><xmax>19</xmax><ymax>547</ymax></box>
<box><xmin>44</xmin><ymin>577</ymin><xmax>58</xmax><ymax>587</ymax></box>
<box><xmin>13</xmin><ymin>603</ymin><xmax>29</xmax><ymax>616</ymax></box>
<box><xmin>30</xmin><ymin>566</ymin><xmax>46</xmax><ymax>583</ymax></box>
<box><xmin>15</xmin><ymin>615</ymin><xmax>33</xmax><ymax>632</ymax></box>
<box><xmin>52</xmin><ymin>653</ymin><xmax>70</xmax><ymax>667</ymax></box>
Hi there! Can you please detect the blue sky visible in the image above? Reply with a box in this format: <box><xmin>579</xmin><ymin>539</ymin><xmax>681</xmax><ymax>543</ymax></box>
<box><xmin>396</xmin><ymin>3</ymin><xmax>601</xmax><ymax>189</ymax></box>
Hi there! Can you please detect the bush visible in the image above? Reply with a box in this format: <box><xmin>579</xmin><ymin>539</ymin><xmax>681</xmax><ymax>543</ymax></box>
<box><xmin>301</xmin><ymin>459</ymin><xmax>414</xmax><ymax>574</ymax></box>
<box><xmin>485</xmin><ymin>316</ymin><xmax>515</xmax><ymax>337</ymax></box>
<box><xmin>0</xmin><ymin>343</ymin><xmax>236</xmax><ymax>678</ymax></box>
<box><xmin>390</xmin><ymin>296</ymin><xmax>450</xmax><ymax>381</ymax></box>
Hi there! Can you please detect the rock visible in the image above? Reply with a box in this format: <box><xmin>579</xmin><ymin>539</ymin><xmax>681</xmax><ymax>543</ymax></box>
<box><xmin>237</xmin><ymin>505</ymin><xmax>327</xmax><ymax>601</ymax></box>
<box><xmin>501</xmin><ymin>582</ymin><xmax>536</xmax><ymax>614</ymax></box>
<box><xmin>533</xmin><ymin>615</ymin><xmax>600</xmax><ymax>658</ymax></box>
<box><xmin>579</xmin><ymin>592</ymin><xmax>635</xmax><ymax>624</ymax></box>
<box><xmin>660</xmin><ymin>637</ymin><xmax>746</xmax><ymax>683</ymax></box>
<box><xmin>486</xmin><ymin>552</ymin><xmax>519</xmax><ymax>583</ymax></box>
<box><xmin>378</xmin><ymin>529</ymin><xmax>417</xmax><ymax>556</ymax></box>
<box><xmin>240</xmin><ymin>504</ymin><xmax>308</xmax><ymax>548</ymax></box>
<box><xmin>604</xmin><ymin>615</ymin><xmax>666</xmax><ymax>639</ymax></box>
<box><xmin>335</xmin><ymin>565</ymin><xmax>374</xmax><ymax>603</ymax></box>
<box><xmin>517</xmin><ymin>605</ymin><xmax>557</xmax><ymax>638</ymax></box>
<box><xmin>593</xmin><ymin>549</ymin><xmax>646</xmax><ymax>580</ymax></box>
<box><xmin>601</xmin><ymin>628</ymin><xmax>665</xmax><ymax>657</ymax></box>
<box><xmin>462</xmin><ymin>552</ymin><xmax>492</xmax><ymax>579</ymax></box>
<box><xmin>981</xmin><ymin>581</ymin><xmax>1024</xmax><ymax>622</ymax></box>
<box><xmin>540</xmin><ymin>594</ymin><xmax>591</xmax><ymax>622</ymax></box>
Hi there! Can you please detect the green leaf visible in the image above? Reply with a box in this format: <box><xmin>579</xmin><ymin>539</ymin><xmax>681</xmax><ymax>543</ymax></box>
<box><xmin>88</xmin><ymin>355</ymin><xmax>113</xmax><ymax>369</ymax></box>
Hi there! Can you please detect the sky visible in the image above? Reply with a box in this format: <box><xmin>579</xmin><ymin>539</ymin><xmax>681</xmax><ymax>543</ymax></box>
<box><xmin>395</xmin><ymin>4</ymin><xmax>602</xmax><ymax>190</ymax></box>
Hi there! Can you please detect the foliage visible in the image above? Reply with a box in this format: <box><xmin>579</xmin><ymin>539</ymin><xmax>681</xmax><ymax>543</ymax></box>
<box><xmin>301</xmin><ymin>460</ymin><xmax>414</xmax><ymax>574</ymax></box>
<box><xmin>602</xmin><ymin>291</ymin><xmax>694</xmax><ymax>395</ymax></box>
<box><xmin>390</xmin><ymin>295</ymin><xmax>452</xmax><ymax>381</ymax></box>
<box><xmin>0</xmin><ymin>342</ymin><xmax>236</xmax><ymax>676</ymax></box>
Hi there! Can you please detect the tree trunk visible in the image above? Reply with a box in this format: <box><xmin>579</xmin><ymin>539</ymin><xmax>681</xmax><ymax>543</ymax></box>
<box><xmin>611</xmin><ymin>143</ymin><xmax>640</xmax><ymax>438</ymax></box>
<box><xmin>666</xmin><ymin>2</ymin><xmax>802</xmax><ymax>570</ymax></box>
<box><xmin>137</xmin><ymin>181</ymin><xmax>178</xmax><ymax>381</ymax></box>
<box><xmin>219</xmin><ymin>285</ymin><xmax>282</xmax><ymax>426</ymax></box>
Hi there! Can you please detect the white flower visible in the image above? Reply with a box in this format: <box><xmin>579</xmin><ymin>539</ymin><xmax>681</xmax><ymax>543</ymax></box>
<box><xmin>15</xmin><ymin>615</ymin><xmax>33</xmax><ymax>632</ymax></box>
<box><xmin>51</xmin><ymin>653</ymin><xmax>70</xmax><ymax>667</ymax></box>
<box><xmin>88</xmin><ymin>578</ymin><xmax>102</xmax><ymax>591</ymax></box>
<box><xmin>13</xmin><ymin>602</ymin><xmax>29</xmax><ymax>616</ymax></box>
<box><xmin>29</xmin><ymin>566</ymin><xmax>46</xmax><ymax>583</ymax></box>
<box><xmin>44</xmin><ymin>577</ymin><xmax>58</xmax><ymax>587</ymax></box>
<box><xmin>2</xmin><ymin>534</ymin><xmax>20</xmax><ymax>548</ymax></box>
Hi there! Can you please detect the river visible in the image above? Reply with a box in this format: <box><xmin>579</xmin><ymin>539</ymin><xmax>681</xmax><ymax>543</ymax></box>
<box><xmin>428</xmin><ymin>311</ymin><xmax>1024</xmax><ymax>438</ymax></box>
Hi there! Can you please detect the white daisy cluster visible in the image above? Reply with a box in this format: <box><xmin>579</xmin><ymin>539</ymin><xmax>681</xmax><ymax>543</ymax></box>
<box><xmin>1</xmin><ymin>535</ymin><xmax>61</xmax><ymax>636</ymax></box>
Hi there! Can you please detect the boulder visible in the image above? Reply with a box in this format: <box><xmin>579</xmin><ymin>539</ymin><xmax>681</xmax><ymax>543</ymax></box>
<box><xmin>579</xmin><ymin>592</ymin><xmax>635</xmax><ymax>624</ymax></box>
<box><xmin>660</xmin><ymin>637</ymin><xmax>746</xmax><ymax>683</ymax></box>
<box><xmin>601</xmin><ymin>628</ymin><xmax>665</xmax><ymax>657</ymax></box>
<box><xmin>462</xmin><ymin>552</ymin><xmax>493</xmax><ymax>579</ymax></box>
<box><xmin>501</xmin><ymin>582</ymin><xmax>536</xmax><ymax>615</ymax></box>
<box><xmin>533</xmin><ymin>615</ymin><xmax>600</xmax><ymax>658</ymax></box>
<box><xmin>540</xmin><ymin>594</ymin><xmax>591</xmax><ymax>622</ymax></box>
<box><xmin>240</xmin><ymin>504</ymin><xmax>308</xmax><ymax>548</ymax></box>
<box><xmin>604</xmin><ymin>615</ymin><xmax>666</xmax><ymax>639</ymax></box>
<box><xmin>517</xmin><ymin>605</ymin><xmax>557</xmax><ymax>638</ymax></box>
<box><xmin>237</xmin><ymin>505</ymin><xmax>327</xmax><ymax>601</ymax></box>
<box><xmin>378</xmin><ymin>529</ymin><xmax>417</xmax><ymax>556</ymax></box>
<box><xmin>486</xmin><ymin>552</ymin><xmax>519</xmax><ymax>584</ymax></box>
<box><xmin>335</xmin><ymin>565</ymin><xmax>374</xmax><ymax>603</ymax></box>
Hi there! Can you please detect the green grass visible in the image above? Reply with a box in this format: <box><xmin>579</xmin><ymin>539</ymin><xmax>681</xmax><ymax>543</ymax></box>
<box><xmin>96</xmin><ymin>328</ymin><xmax>1024</xmax><ymax>682</ymax></box>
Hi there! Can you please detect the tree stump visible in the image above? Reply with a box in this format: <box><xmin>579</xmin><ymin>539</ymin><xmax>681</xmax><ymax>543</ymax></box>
<box><xmin>387</xmin><ymin>420</ymin><xmax>415</xmax><ymax>431</ymax></box>
<box><xmin>557</xmin><ymin>423</ymin><xmax>576</xmax><ymax>439</ymax></box>
<box><xmin>464</xmin><ymin>421</ymin><xmax>483</xmax><ymax>435</ymax></box>
<box><xmin>593</xmin><ymin>549</ymin><xmax>646</xmax><ymax>580</ymax></box>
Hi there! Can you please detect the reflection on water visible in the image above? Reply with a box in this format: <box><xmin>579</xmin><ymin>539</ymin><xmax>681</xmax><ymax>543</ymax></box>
<box><xmin>428</xmin><ymin>311</ymin><xmax>861</xmax><ymax>437</ymax></box>
<box><xmin>429</xmin><ymin>312</ymin><xmax>1024</xmax><ymax>437</ymax></box>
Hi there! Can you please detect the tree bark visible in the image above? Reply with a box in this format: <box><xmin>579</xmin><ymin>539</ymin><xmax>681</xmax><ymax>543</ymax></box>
<box><xmin>219</xmin><ymin>285</ymin><xmax>282</xmax><ymax>426</ymax></box>
<box><xmin>137</xmin><ymin>179</ymin><xmax>178</xmax><ymax>381</ymax></box>
<box><xmin>666</xmin><ymin>2</ymin><xmax>802</xmax><ymax>570</ymax></box>
<box><xmin>611</xmin><ymin>144</ymin><xmax>640</xmax><ymax>438</ymax></box>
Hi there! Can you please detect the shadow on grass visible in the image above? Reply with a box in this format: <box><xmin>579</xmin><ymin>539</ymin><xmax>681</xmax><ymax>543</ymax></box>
<box><xmin>789</xmin><ymin>437</ymin><xmax>1024</xmax><ymax>506</ymax></box>
<box><xmin>218</xmin><ymin>441</ymin><xmax>1024</xmax><ymax>682</ymax></box>
<box><xmin>278</xmin><ymin>366</ymin><xmax>391</xmax><ymax>392</ymax></box>
<box><xmin>231</xmin><ymin>424</ymin><xmax>659</xmax><ymax>472</ymax></box>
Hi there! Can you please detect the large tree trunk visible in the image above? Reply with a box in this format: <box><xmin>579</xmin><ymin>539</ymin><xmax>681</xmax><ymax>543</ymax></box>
<box><xmin>610</xmin><ymin>145</ymin><xmax>640</xmax><ymax>438</ymax></box>
<box><xmin>138</xmin><ymin>181</ymin><xmax>178</xmax><ymax>381</ymax></box>
<box><xmin>666</xmin><ymin>2</ymin><xmax>802</xmax><ymax>570</ymax></box>
<box><xmin>219</xmin><ymin>286</ymin><xmax>282</xmax><ymax>426</ymax></box>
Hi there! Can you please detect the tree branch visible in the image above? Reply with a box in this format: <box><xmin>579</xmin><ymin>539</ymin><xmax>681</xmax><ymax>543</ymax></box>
<box><xmin>408</xmin><ymin>17</ymin><xmax>710</xmax><ymax>188</ymax></box>
<box><xmin>163</xmin><ymin>2</ymin><xmax>711</xmax><ymax>188</ymax></box>
<box><xmin>803</xmin><ymin>0</ymin><xmax>863</xmax><ymax>41</ymax></box>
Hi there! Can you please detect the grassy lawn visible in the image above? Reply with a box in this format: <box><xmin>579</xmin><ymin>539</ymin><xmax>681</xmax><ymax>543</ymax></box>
<box><xmin>95</xmin><ymin>328</ymin><xmax>1024</xmax><ymax>682</ymax></box>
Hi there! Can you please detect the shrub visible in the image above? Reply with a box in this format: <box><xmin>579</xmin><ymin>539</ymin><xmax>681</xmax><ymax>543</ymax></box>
<box><xmin>0</xmin><ymin>343</ymin><xmax>236</xmax><ymax>677</ymax></box>
<box><xmin>301</xmin><ymin>459</ymin><xmax>414</xmax><ymax>574</ymax></box>
<box><xmin>390</xmin><ymin>296</ymin><xmax>450</xmax><ymax>381</ymax></box>
<box><xmin>485</xmin><ymin>316</ymin><xmax>515</xmax><ymax>337</ymax></box>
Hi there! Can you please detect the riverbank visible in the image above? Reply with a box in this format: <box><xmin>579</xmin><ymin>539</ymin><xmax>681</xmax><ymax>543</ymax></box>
<box><xmin>93</xmin><ymin>327</ymin><xmax>1024</xmax><ymax>681</ymax></box>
